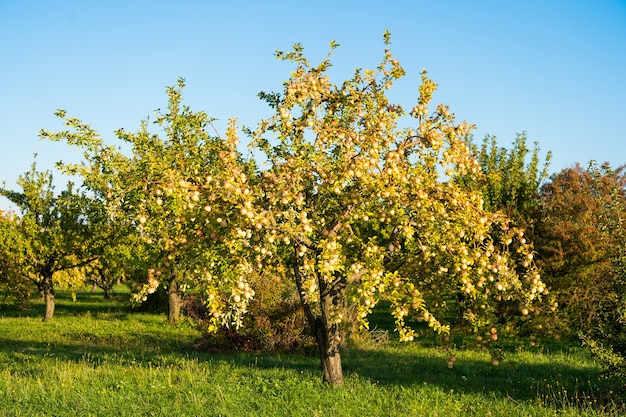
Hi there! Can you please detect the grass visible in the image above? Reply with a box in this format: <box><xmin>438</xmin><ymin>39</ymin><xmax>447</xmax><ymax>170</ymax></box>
<box><xmin>0</xmin><ymin>287</ymin><xmax>623</xmax><ymax>416</ymax></box>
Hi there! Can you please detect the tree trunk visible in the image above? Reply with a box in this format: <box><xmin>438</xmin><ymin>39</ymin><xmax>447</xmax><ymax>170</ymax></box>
<box><xmin>167</xmin><ymin>277</ymin><xmax>182</xmax><ymax>324</ymax></box>
<box><xmin>91</xmin><ymin>281</ymin><xmax>98</xmax><ymax>292</ymax></box>
<box><xmin>313</xmin><ymin>315</ymin><xmax>344</xmax><ymax>386</ymax></box>
<box><xmin>40</xmin><ymin>275</ymin><xmax>55</xmax><ymax>322</ymax></box>
<box><xmin>103</xmin><ymin>286</ymin><xmax>112</xmax><ymax>299</ymax></box>
<box><xmin>293</xmin><ymin>250</ymin><xmax>344</xmax><ymax>386</ymax></box>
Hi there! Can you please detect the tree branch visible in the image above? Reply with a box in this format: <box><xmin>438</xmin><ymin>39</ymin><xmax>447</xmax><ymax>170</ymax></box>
<box><xmin>293</xmin><ymin>246</ymin><xmax>317</xmax><ymax>332</ymax></box>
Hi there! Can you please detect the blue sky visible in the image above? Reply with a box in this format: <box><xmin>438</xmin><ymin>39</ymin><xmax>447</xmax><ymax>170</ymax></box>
<box><xmin>1</xmin><ymin>1</ymin><xmax>625</xmax><ymax>210</ymax></box>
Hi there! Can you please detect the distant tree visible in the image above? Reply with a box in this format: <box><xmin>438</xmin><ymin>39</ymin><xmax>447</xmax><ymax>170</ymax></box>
<box><xmin>581</xmin><ymin>166</ymin><xmax>626</xmax><ymax>383</ymax></box>
<box><xmin>0</xmin><ymin>210</ymin><xmax>32</xmax><ymax>306</ymax></box>
<box><xmin>457</xmin><ymin>134</ymin><xmax>552</xmax><ymax>328</ymax></box>
<box><xmin>0</xmin><ymin>161</ymin><xmax>102</xmax><ymax>321</ymax></box>
<box><xmin>42</xmin><ymin>80</ymin><xmax>255</xmax><ymax>325</ymax></box>
<box><xmin>84</xmin><ymin>203</ymin><xmax>151</xmax><ymax>300</ymax></box>
<box><xmin>466</xmin><ymin>133</ymin><xmax>551</xmax><ymax>236</ymax></box>
<box><xmin>535</xmin><ymin>163</ymin><xmax>626</xmax><ymax>335</ymax></box>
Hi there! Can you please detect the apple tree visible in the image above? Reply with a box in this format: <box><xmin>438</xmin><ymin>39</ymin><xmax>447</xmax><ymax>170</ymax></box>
<box><xmin>0</xmin><ymin>161</ymin><xmax>102</xmax><ymax>321</ymax></box>
<box><xmin>0</xmin><ymin>210</ymin><xmax>32</xmax><ymax>306</ymax></box>
<box><xmin>43</xmin><ymin>79</ymin><xmax>257</xmax><ymax>325</ymax></box>
<box><xmin>228</xmin><ymin>34</ymin><xmax>550</xmax><ymax>385</ymax></box>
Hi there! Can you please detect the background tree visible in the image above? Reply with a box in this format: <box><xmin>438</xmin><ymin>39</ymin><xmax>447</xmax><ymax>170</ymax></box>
<box><xmin>0</xmin><ymin>161</ymin><xmax>101</xmax><ymax>321</ymax></box>
<box><xmin>580</xmin><ymin>163</ymin><xmax>626</xmax><ymax>383</ymax></box>
<box><xmin>43</xmin><ymin>80</ymin><xmax>256</xmax><ymax>325</ymax></box>
<box><xmin>82</xmin><ymin>226</ymin><xmax>145</xmax><ymax>299</ymax></box>
<box><xmin>466</xmin><ymin>133</ymin><xmax>551</xmax><ymax>237</ymax></box>
<box><xmin>457</xmin><ymin>134</ymin><xmax>553</xmax><ymax>330</ymax></box>
<box><xmin>0</xmin><ymin>210</ymin><xmax>32</xmax><ymax>307</ymax></box>
<box><xmin>535</xmin><ymin>163</ymin><xmax>626</xmax><ymax>335</ymax></box>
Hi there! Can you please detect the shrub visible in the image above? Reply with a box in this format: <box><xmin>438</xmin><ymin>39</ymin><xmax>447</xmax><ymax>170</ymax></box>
<box><xmin>186</xmin><ymin>267</ymin><xmax>316</xmax><ymax>354</ymax></box>
<box><xmin>187</xmin><ymin>294</ymin><xmax>316</xmax><ymax>354</ymax></box>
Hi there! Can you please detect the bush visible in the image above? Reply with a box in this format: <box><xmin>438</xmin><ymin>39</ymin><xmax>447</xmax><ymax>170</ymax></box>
<box><xmin>186</xmin><ymin>267</ymin><xmax>316</xmax><ymax>354</ymax></box>
<box><xmin>187</xmin><ymin>294</ymin><xmax>316</xmax><ymax>354</ymax></box>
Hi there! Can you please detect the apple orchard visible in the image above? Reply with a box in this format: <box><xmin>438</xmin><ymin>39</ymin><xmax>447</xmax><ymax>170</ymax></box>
<box><xmin>40</xmin><ymin>34</ymin><xmax>551</xmax><ymax>386</ymax></box>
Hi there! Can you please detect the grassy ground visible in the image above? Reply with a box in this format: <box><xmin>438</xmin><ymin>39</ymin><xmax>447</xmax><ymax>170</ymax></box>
<box><xmin>0</xmin><ymin>287</ymin><xmax>623</xmax><ymax>416</ymax></box>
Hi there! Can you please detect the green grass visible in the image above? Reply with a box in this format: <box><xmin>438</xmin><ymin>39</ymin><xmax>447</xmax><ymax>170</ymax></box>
<box><xmin>0</xmin><ymin>288</ymin><xmax>623</xmax><ymax>416</ymax></box>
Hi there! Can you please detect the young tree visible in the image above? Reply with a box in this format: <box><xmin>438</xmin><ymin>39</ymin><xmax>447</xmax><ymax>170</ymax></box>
<box><xmin>0</xmin><ymin>162</ymin><xmax>101</xmax><ymax>321</ymax></box>
<box><xmin>0</xmin><ymin>210</ymin><xmax>32</xmax><ymax>306</ymax></box>
<box><xmin>233</xmin><ymin>35</ymin><xmax>549</xmax><ymax>385</ymax></box>
<box><xmin>43</xmin><ymin>80</ymin><xmax>256</xmax><ymax>325</ymax></box>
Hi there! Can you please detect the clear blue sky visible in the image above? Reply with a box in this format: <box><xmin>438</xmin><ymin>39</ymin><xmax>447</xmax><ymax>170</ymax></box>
<box><xmin>1</xmin><ymin>1</ymin><xmax>625</xmax><ymax>210</ymax></box>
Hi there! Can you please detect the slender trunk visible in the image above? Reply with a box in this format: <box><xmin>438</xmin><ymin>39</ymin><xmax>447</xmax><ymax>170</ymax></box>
<box><xmin>40</xmin><ymin>275</ymin><xmax>55</xmax><ymax>322</ymax></box>
<box><xmin>44</xmin><ymin>290</ymin><xmax>55</xmax><ymax>322</ymax></box>
<box><xmin>167</xmin><ymin>277</ymin><xmax>182</xmax><ymax>324</ymax></box>
<box><xmin>313</xmin><ymin>310</ymin><xmax>344</xmax><ymax>386</ymax></box>
<box><xmin>90</xmin><ymin>281</ymin><xmax>98</xmax><ymax>292</ymax></box>
<box><xmin>103</xmin><ymin>286</ymin><xmax>112</xmax><ymax>299</ymax></box>
<box><xmin>294</xmin><ymin>248</ymin><xmax>344</xmax><ymax>386</ymax></box>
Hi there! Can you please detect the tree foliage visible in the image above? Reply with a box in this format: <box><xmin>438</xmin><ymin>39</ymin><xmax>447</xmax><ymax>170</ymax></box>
<box><xmin>0</xmin><ymin>161</ymin><xmax>103</xmax><ymax>320</ymax></box>
<box><xmin>467</xmin><ymin>133</ymin><xmax>551</xmax><ymax>235</ymax></box>
<box><xmin>236</xmin><ymin>36</ymin><xmax>548</xmax><ymax>385</ymax></box>
<box><xmin>44</xmin><ymin>79</ymin><xmax>257</xmax><ymax>325</ymax></box>
<box><xmin>536</xmin><ymin>162</ymin><xmax>626</xmax><ymax>380</ymax></box>
<box><xmin>0</xmin><ymin>210</ymin><xmax>32</xmax><ymax>306</ymax></box>
<box><xmin>572</xmin><ymin>163</ymin><xmax>626</xmax><ymax>384</ymax></box>
<box><xmin>534</xmin><ymin>163</ymin><xmax>625</xmax><ymax>335</ymax></box>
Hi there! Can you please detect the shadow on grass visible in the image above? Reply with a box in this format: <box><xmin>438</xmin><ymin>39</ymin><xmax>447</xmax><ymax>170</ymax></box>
<box><xmin>0</xmin><ymin>291</ymin><xmax>622</xmax><ymax>414</ymax></box>
<box><xmin>248</xmin><ymin>345</ymin><xmax>622</xmax><ymax>414</ymax></box>
<box><xmin>347</xmin><ymin>346</ymin><xmax>600</xmax><ymax>390</ymax></box>
<box><xmin>0</xmin><ymin>287</ymin><xmax>133</xmax><ymax>319</ymax></box>
<box><xmin>0</xmin><ymin>333</ymin><xmax>196</xmax><ymax>365</ymax></box>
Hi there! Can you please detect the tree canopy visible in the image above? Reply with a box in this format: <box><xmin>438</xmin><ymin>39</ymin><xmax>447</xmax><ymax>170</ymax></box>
<box><xmin>0</xmin><ymin>161</ymin><xmax>105</xmax><ymax>320</ymax></box>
